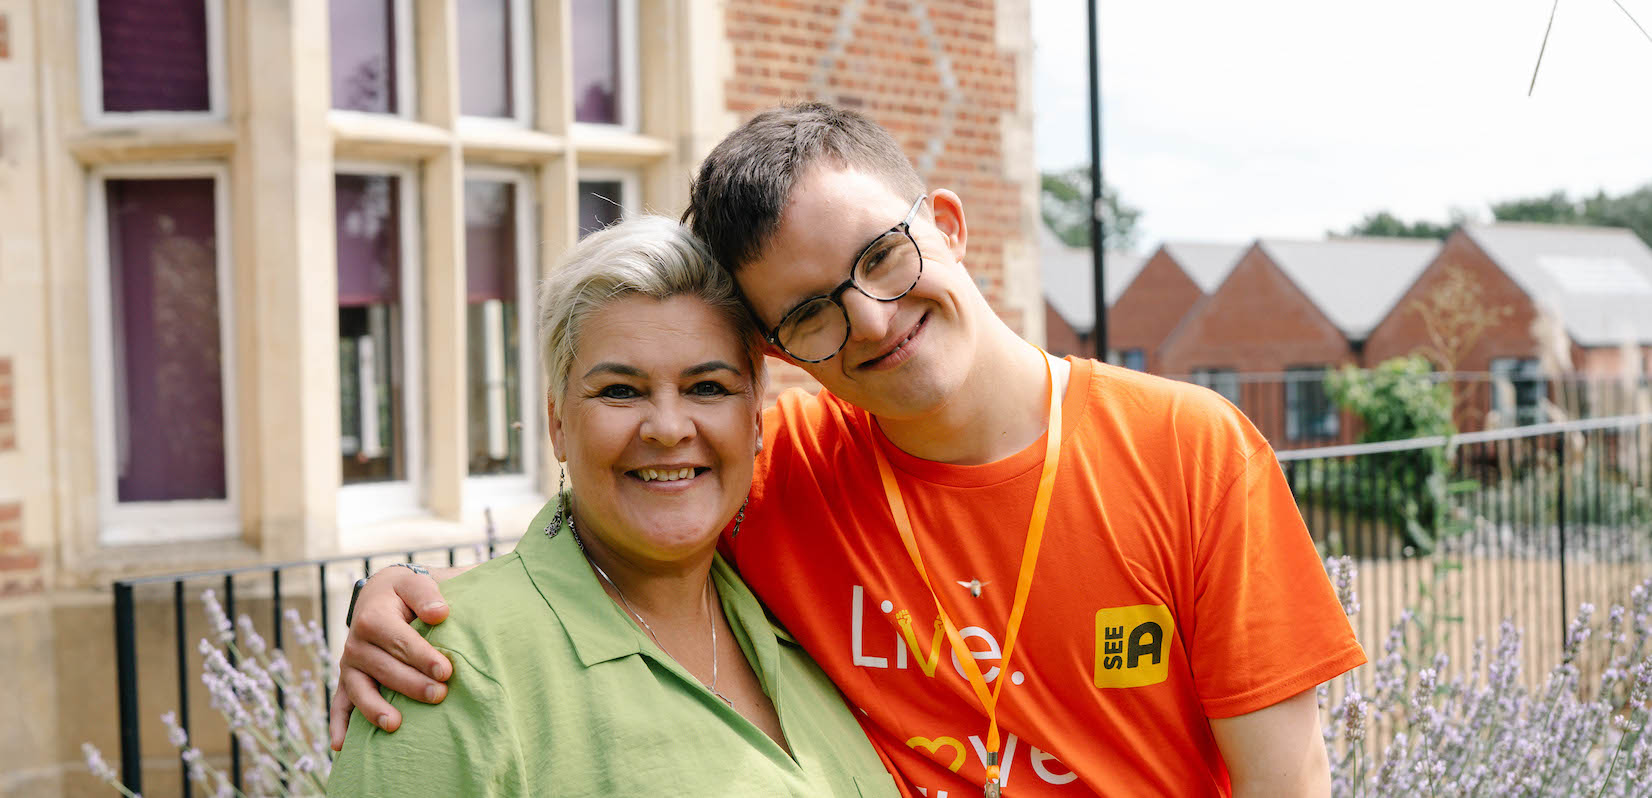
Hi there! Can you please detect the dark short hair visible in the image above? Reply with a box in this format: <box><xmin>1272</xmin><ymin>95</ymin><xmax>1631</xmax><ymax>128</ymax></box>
<box><xmin>683</xmin><ymin>102</ymin><xmax>926</xmax><ymax>273</ymax></box>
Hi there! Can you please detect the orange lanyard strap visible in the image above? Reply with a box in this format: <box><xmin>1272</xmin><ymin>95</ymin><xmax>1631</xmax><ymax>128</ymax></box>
<box><xmin>869</xmin><ymin>351</ymin><xmax>1063</xmax><ymax>787</ymax></box>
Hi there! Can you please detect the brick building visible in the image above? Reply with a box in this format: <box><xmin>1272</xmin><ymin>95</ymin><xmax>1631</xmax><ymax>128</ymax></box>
<box><xmin>0</xmin><ymin>1</ymin><xmax>1040</xmax><ymax>794</ymax></box>
<box><xmin>1364</xmin><ymin>223</ymin><xmax>1652</xmax><ymax>426</ymax></box>
<box><xmin>1158</xmin><ymin>237</ymin><xmax>1437</xmax><ymax>445</ymax></box>
<box><xmin>1105</xmin><ymin>241</ymin><xmax>1243</xmax><ymax>373</ymax></box>
<box><xmin>1039</xmin><ymin>225</ymin><xmax>1143</xmax><ymax>358</ymax></box>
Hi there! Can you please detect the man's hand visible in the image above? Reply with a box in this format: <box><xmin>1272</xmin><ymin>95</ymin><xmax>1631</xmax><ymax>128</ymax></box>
<box><xmin>1209</xmin><ymin>686</ymin><xmax>1331</xmax><ymax>798</ymax></box>
<box><xmin>327</xmin><ymin>565</ymin><xmax>469</xmax><ymax>750</ymax></box>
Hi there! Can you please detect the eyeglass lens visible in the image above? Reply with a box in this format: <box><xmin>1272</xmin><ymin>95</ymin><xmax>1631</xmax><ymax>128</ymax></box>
<box><xmin>776</xmin><ymin>231</ymin><xmax>922</xmax><ymax>362</ymax></box>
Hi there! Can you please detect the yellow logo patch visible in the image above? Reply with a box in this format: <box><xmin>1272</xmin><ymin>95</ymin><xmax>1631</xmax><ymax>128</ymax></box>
<box><xmin>1094</xmin><ymin>604</ymin><xmax>1174</xmax><ymax>688</ymax></box>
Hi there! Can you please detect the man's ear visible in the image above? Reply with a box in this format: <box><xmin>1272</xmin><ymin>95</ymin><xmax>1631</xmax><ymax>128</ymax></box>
<box><xmin>928</xmin><ymin>188</ymin><xmax>967</xmax><ymax>262</ymax></box>
<box><xmin>547</xmin><ymin>392</ymin><xmax>566</xmax><ymax>462</ymax></box>
<box><xmin>762</xmin><ymin>343</ymin><xmax>801</xmax><ymax>367</ymax></box>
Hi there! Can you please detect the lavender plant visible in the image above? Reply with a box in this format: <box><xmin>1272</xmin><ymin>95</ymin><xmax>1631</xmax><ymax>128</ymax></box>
<box><xmin>84</xmin><ymin>589</ymin><xmax>337</xmax><ymax>797</ymax></box>
<box><xmin>1323</xmin><ymin>556</ymin><xmax>1652</xmax><ymax>797</ymax></box>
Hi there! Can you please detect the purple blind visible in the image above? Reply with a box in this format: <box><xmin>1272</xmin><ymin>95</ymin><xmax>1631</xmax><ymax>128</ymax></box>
<box><xmin>465</xmin><ymin>181</ymin><xmax>519</xmax><ymax>302</ymax></box>
<box><xmin>458</xmin><ymin>0</ymin><xmax>514</xmax><ymax>118</ymax></box>
<box><xmin>578</xmin><ymin>180</ymin><xmax>624</xmax><ymax>238</ymax></box>
<box><xmin>105</xmin><ymin>178</ymin><xmax>227</xmax><ymax>502</ymax></box>
<box><xmin>336</xmin><ymin>175</ymin><xmax>402</xmax><ymax>307</ymax></box>
<box><xmin>330</xmin><ymin>0</ymin><xmax>398</xmax><ymax>113</ymax></box>
<box><xmin>97</xmin><ymin>0</ymin><xmax>211</xmax><ymax>113</ymax></box>
<box><xmin>572</xmin><ymin>0</ymin><xmax>620</xmax><ymax>124</ymax></box>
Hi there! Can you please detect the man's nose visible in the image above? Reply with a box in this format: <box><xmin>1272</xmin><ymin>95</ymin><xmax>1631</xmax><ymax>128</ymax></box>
<box><xmin>841</xmin><ymin>290</ymin><xmax>895</xmax><ymax>345</ymax></box>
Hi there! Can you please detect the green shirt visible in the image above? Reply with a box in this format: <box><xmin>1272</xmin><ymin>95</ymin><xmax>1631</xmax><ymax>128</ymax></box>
<box><xmin>329</xmin><ymin>501</ymin><xmax>898</xmax><ymax>797</ymax></box>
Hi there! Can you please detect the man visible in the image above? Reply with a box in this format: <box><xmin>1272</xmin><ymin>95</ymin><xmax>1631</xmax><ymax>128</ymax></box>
<box><xmin>333</xmin><ymin>103</ymin><xmax>1363</xmax><ymax>796</ymax></box>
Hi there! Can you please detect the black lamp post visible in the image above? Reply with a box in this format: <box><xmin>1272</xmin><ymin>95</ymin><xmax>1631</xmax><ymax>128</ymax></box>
<box><xmin>1087</xmin><ymin>0</ymin><xmax>1107</xmax><ymax>361</ymax></box>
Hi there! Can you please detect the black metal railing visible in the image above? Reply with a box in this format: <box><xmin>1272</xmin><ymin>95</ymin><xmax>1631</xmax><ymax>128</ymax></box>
<box><xmin>111</xmin><ymin>532</ymin><xmax>513</xmax><ymax>795</ymax></box>
<box><xmin>1160</xmin><ymin>370</ymin><xmax>1652</xmax><ymax>450</ymax></box>
<box><xmin>1279</xmin><ymin>413</ymin><xmax>1652</xmax><ymax>688</ymax></box>
<box><xmin>111</xmin><ymin>414</ymin><xmax>1652</xmax><ymax>793</ymax></box>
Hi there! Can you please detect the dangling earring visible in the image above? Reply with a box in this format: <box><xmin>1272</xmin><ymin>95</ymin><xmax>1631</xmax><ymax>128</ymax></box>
<box><xmin>545</xmin><ymin>468</ymin><xmax>569</xmax><ymax>537</ymax></box>
<box><xmin>732</xmin><ymin>498</ymin><xmax>748</xmax><ymax>538</ymax></box>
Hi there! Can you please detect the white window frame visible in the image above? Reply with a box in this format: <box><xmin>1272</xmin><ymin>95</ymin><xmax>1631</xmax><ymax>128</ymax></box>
<box><xmin>461</xmin><ymin>167</ymin><xmax>542</xmax><ymax>514</ymax></box>
<box><xmin>1192</xmin><ymin>367</ymin><xmax>1241</xmax><ymax>406</ymax></box>
<box><xmin>457</xmin><ymin>0</ymin><xmax>535</xmax><ymax>128</ymax></box>
<box><xmin>1284</xmin><ymin>366</ymin><xmax>1339</xmax><ymax>442</ymax></box>
<box><xmin>577</xmin><ymin>169</ymin><xmax>642</xmax><ymax>232</ymax></box>
<box><xmin>335</xmin><ymin>162</ymin><xmax>426</xmax><ymax>527</ymax></box>
<box><xmin>78</xmin><ymin>0</ymin><xmax>228</xmax><ymax>125</ymax></box>
<box><xmin>327</xmin><ymin>0</ymin><xmax>418</xmax><ymax>121</ymax></box>
<box><xmin>87</xmin><ymin>164</ymin><xmax>240</xmax><ymax>545</ymax></box>
<box><xmin>570</xmin><ymin>0</ymin><xmax>640</xmax><ymax>134</ymax></box>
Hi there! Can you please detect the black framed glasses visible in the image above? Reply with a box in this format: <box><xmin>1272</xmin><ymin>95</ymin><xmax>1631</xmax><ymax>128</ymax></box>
<box><xmin>766</xmin><ymin>195</ymin><xmax>927</xmax><ymax>363</ymax></box>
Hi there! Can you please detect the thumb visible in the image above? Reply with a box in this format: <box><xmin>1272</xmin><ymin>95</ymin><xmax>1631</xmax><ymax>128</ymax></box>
<box><xmin>395</xmin><ymin>575</ymin><xmax>450</xmax><ymax>625</ymax></box>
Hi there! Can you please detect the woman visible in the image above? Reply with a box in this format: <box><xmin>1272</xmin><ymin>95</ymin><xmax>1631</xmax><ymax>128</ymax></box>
<box><xmin>327</xmin><ymin>216</ymin><xmax>898</xmax><ymax>797</ymax></box>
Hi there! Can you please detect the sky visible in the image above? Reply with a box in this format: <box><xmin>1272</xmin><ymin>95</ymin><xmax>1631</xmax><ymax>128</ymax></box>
<box><xmin>1032</xmin><ymin>0</ymin><xmax>1652</xmax><ymax>249</ymax></box>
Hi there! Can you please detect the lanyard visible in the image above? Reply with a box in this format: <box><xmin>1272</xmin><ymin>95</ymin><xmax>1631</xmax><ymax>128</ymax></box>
<box><xmin>868</xmin><ymin>352</ymin><xmax>1063</xmax><ymax>797</ymax></box>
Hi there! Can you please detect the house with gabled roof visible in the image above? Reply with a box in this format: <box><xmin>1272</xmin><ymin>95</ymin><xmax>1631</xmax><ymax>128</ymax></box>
<box><xmin>1039</xmin><ymin>224</ymin><xmax>1146</xmax><ymax>358</ymax></box>
<box><xmin>1363</xmin><ymin>223</ymin><xmax>1652</xmax><ymax>425</ymax></box>
<box><xmin>1106</xmin><ymin>241</ymin><xmax>1245</xmax><ymax>373</ymax></box>
<box><xmin>1157</xmin><ymin>237</ymin><xmax>1439</xmax><ymax>444</ymax></box>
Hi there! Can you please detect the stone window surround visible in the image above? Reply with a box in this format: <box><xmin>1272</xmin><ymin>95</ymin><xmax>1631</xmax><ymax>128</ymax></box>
<box><xmin>77</xmin><ymin>0</ymin><xmax>228</xmax><ymax>126</ymax></box>
<box><xmin>85</xmin><ymin>163</ymin><xmax>242</xmax><ymax>546</ymax></box>
<box><xmin>460</xmin><ymin>165</ymin><xmax>542</xmax><ymax>517</ymax></box>
<box><xmin>46</xmin><ymin>0</ymin><xmax>716</xmax><ymax>566</ymax></box>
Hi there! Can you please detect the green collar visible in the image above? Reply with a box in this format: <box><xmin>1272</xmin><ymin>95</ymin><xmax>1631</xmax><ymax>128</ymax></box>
<box><xmin>514</xmin><ymin>499</ymin><xmax>783</xmax><ymax>692</ymax></box>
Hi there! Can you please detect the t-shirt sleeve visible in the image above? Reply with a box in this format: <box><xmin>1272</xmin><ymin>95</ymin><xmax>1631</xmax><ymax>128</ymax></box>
<box><xmin>1188</xmin><ymin>445</ymin><xmax>1367</xmax><ymax>719</ymax></box>
<box><xmin>327</xmin><ymin>647</ymin><xmax>528</xmax><ymax>796</ymax></box>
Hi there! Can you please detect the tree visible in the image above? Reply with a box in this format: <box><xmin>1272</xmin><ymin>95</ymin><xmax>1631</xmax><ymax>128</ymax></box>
<box><xmin>1343</xmin><ymin>182</ymin><xmax>1652</xmax><ymax>249</ymax></box>
<box><xmin>1489</xmin><ymin>190</ymin><xmax>1581</xmax><ymax>224</ymax></box>
<box><xmin>1040</xmin><ymin>166</ymin><xmax>1140</xmax><ymax>250</ymax></box>
<box><xmin>1338</xmin><ymin>211</ymin><xmax>1456</xmax><ymax>240</ymax></box>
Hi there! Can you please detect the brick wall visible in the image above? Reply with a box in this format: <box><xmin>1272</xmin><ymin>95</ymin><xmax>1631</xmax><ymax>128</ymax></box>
<box><xmin>1044</xmin><ymin>298</ymin><xmax>1088</xmax><ymax>359</ymax></box>
<box><xmin>725</xmin><ymin>0</ymin><xmax>1031</xmax><ymax>396</ymax></box>
<box><xmin>1108</xmin><ymin>248</ymin><xmax>1205</xmax><ymax>374</ymax></box>
<box><xmin>0</xmin><ymin>502</ymin><xmax>40</xmax><ymax>598</ymax></box>
<box><xmin>0</xmin><ymin>357</ymin><xmax>13</xmax><ymax>451</ymax></box>
<box><xmin>1363</xmin><ymin>232</ymin><xmax>1543</xmax><ymax>373</ymax></box>
<box><xmin>1158</xmin><ymin>246</ymin><xmax>1357</xmax><ymax>376</ymax></box>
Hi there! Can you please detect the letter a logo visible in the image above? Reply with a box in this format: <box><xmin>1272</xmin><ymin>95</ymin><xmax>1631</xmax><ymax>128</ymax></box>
<box><xmin>1093</xmin><ymin>604</ymin><xmax>1174</xmax><ymax>688</ymax></box>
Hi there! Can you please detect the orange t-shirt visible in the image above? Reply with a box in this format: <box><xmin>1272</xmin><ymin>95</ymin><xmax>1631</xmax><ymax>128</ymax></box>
<box><xmin>729</xmin><ymin>358</ymin><xmax>1366</xmax><ymax>796</ymax></box>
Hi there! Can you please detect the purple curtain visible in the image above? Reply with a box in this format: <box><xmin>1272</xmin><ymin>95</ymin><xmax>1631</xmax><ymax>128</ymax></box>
<box><xmin>330</xmin><ymin>0</ymin><xmax>398</xmax><ymax>113</ymax></box>
<box><xmin>106</xmin><ymin>178</ymin><xmax>227</xmax><ymax>502</ymax></box>
<box><xmin>465</xmin><ymin>181</ymin><xmax>518</xmax><ymax>302</ymax></box>
<box><xmin>458</xmin><ymin>0</ymin><xmax>514</xmax><ymax>118</ymax></box>
<box><xmin>572</xmin><ymin>0</ymin><xmax>620</xmax><ymax>124</ymax></box>
<box><xmin>98</xmin><ymin>0</ymin><xmax>211</xmax><ymax>113</ymax></box>
<box><xmin>336</xmin><ymin>174</ymin><xmax>401</xmax><ymax>307</ymax></box>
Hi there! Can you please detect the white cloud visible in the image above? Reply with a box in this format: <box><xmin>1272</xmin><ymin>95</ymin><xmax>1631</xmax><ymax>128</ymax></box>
<box><xmin>1033</xmin><ymin>0</ymin><xmax>1652</xmax><ymax>246</ymax></box>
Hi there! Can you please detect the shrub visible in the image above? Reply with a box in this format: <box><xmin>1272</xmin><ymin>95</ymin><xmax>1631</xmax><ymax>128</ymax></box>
<box><xmin>1322</xmin><ymin>556</ymin><xmax>1652</xmax><ymax>796</ymax></box>
<box><xmin>83</xmin><ymin>589</ymin><xmax>335</xmax><ymax>797</ymax></box>
<box><xmin>1323</xmin><ymin>357</ymin><xmax>1458</xmax><ymax>552</ymax></box>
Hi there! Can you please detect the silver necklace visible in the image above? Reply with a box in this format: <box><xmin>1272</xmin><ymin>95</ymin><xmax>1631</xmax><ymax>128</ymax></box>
<box><xmin>562</xmin><ymin>513</ymin><xmax>731</xmax><ymax>706</ymax></box>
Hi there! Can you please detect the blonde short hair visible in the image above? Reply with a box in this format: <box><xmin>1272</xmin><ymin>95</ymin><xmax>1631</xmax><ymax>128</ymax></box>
<box><xmin>537</xmin><ymin>215</ymin><xmax>766</xmax><ymax>412</ymax></box>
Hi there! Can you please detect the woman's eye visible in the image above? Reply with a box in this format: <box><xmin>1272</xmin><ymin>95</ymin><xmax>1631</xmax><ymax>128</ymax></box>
<box><xmin>598</xmin><ymin>384</ymin><xmax>640</xmax><ymax>400</ymax></box>
<box><xmin>689</xmin><ymin>381</ymin><xmax>731</xmax><ymax>397</ymax></box>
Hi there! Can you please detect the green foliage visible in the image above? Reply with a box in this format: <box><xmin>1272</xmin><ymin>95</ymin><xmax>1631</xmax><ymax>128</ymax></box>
<box><xmin>1039</xmin><ymin>166</ymin><xmax>1140</xmax><ymax>250</ymax></box>
<box><xmin>1345</xmin><ymin>183</ymin><xmax>1652</xmax><ymax>248</ymax></box>
<box><xmin>1317</xmin><ymin>358</ymin><xmax>1457</xmax><ymax>553</ymax></box>
<box><xmin>1339</xmin><ymin>211</ymin><xmax>1457</xmax><ymax>240</ymax></box>
<box><xmin>1490</xmin><ymin>189</ymin><xmax>1582</xmax><ymax>225</ymax></box>
<box><xmin>1325</xmin><ymin>357</ymin><xmax>1455</xmax><ymax>444</ymax></box>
